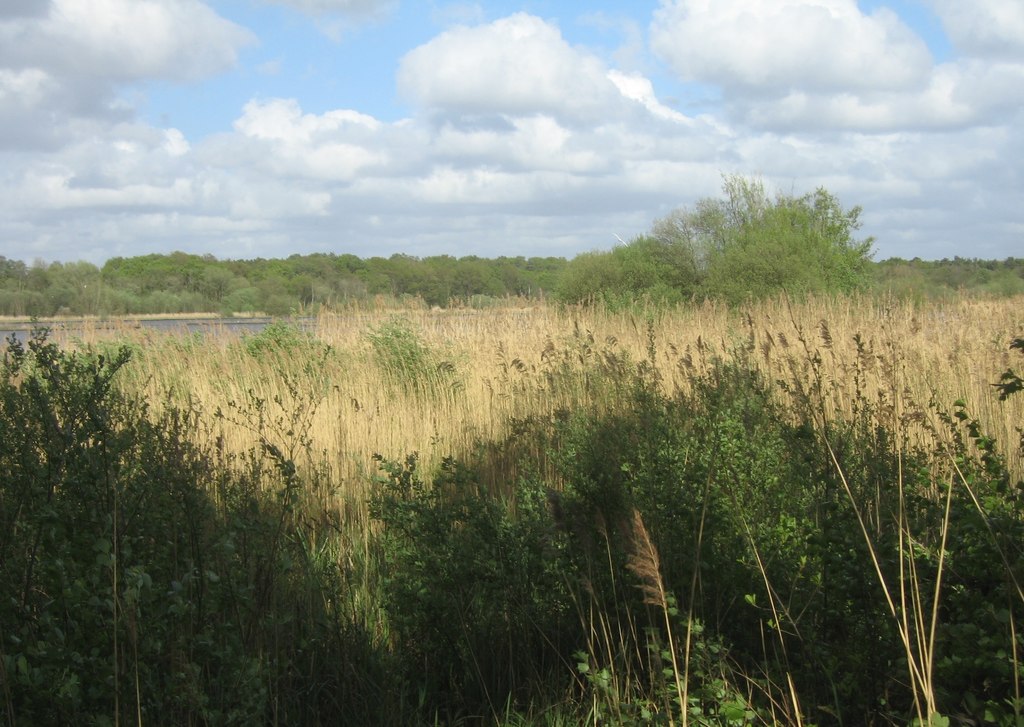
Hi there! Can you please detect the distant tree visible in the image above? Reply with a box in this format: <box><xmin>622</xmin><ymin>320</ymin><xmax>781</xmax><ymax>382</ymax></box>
<box><xmin>645</xmin><ymin>176</ymin><xmax>874</xmax><ymax>303</ymax></box>
<box><xmin>560</xmin><ymin>176</ymin><xmax>874</xmax><ymax>307</ymax></box>
<box><xmin>0</xmin><ymin>256</ymin><xmax>27</xmax><ymax>283</ymax></box>
<box><xmin>199</xmin><ymin>267</ymin><xmax>237</xmax><ymax>303</ymax></box>
<box><xmin>557</xmin><ymin>235</ymin><xmax>698</xmax><ymax>305</ymax></box>
<box><xmin>872</xmin><ymin>256</ymin><xmax>1024</xmax><ymax>298</ymax></box>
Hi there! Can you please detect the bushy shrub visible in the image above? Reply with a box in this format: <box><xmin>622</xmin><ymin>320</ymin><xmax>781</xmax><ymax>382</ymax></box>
<box><xmin>560</xmin><ymin>175</ymin><xmax>875</xmax><ymax>307</ymax></box>
<box><xmin>0</xmin><ymin>331</ymin><xmax>382</xmax><ymax>724</ymax></box>
<box><xmin>365</xmin><ymin>316</ymin><xmax>461</xmax><ymax>398</ymax></box>
<box><xmin>242</xmin><ymin>319</ymin><xmax>315</xmax><ymax>358</ymax></box>
<box><xmin>369</xmin><ymin>453</ymin><xmax>574</xmax><ymax>721</ymax></box>
<box><xmin>556</xmin><ymin>235</ymin><xmax>697</xmax><ymax>307</ymax></box>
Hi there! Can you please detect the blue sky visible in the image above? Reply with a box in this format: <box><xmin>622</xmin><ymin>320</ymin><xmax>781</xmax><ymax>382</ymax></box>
<box><xmin>143</xmin><ymin>0</ymin><xmax>951</xmax><ymax>135</ymax></box>
<box><xmin>1</xmin><ymin>0</ymin><xmax>1022</xmax><ymax>265</ymax></box>
<box><xmin>142</xmin><ymin>1</ymin><xmax>665</xmax><ymax>134</ymax></box>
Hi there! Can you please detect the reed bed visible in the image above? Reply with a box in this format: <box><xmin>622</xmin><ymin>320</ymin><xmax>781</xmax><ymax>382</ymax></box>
<box><xmin>10</xmin><ymin>293</ymin><xmax>1023</xmax><ymax>724</ymax></box>
<box><xmin>55</xmin><ymin>294</ymin><xmax>1023</xmax><ymax>514</ymax></box>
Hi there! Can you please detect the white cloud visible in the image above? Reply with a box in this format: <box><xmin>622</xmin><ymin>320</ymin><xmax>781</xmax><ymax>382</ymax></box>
<box><xmin>397</xmin><ymin>13</ymin><xmax>623</xmax><ymax>124</ymax></box>
<box><xmin>928</xmin><ymin>0</ymin><xmax>1024</xmax><ymax>60</ymax></box>
<box><xmin>262</xmin><ymin>0</ymin><xmax>395</xmax><ymax>19</ymax></box>
<box><xmin>649</xmin><ymin>0</ymin><xmax>1024</xmax><ymax>135</ymax></box>
<box><xmin>0</xmin><ymin>7</ymin><xmax>1020</xmax><ymax>265</ymax></box>
<box><xmin>163</xmin><ymin>129</ymin><xmax>190</xmax><ymax>157</ymax></box>
<box><xmin>235</xmin><ymin>98</ymin><xmax>381</xmax><ymax>141</ymax></box>
<box><xmin>650</xmin><ymin>0</ymin><xmax>932</xmax><ymax>92</ymax></box>
<box><xmin>608</xmin><ymin>71</ymin><xmax>691</xmax><ymax>124</ymax></box>
<box><xmin>0</xmin><ymin>0</ymin><xmax>253</xmax><ymax>150</ymax></box>
<box><xmin>737</xmin><ymin>59</ymin><xmax>1024</xmax><ymax>132</ymax></box>
<box><xmin>8</xmin><ymin>74</ymin><xmax>1017</xmax><ymax>263</ymax></box>
<box><xmin>428</xmin><ymin>114</ymin><xmax>611</xmax><ymax>175</ymax></box>
<box><xmin>228</xmin><ymin>98</ymin><xmax>385</xmax><ymax>180</ymax></box>
<box><xmin>4</xmin><ymin>0</ymin><xmax>253</xmax><ymax>82</ymax></box>
<box><xmin>0</xmin><ymin>0</ymin><xmax>49</xmax><ymax>19</ymax></box>
<box><xmin>0</xmin><ymin>68</ymin><xmax>53</xmax><ymax>107</ymax></box>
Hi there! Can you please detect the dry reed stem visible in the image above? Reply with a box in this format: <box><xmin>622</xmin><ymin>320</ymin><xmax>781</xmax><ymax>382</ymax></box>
<box><xmin>627</xmin><ymin>509</ymin><xmax>687</xmax><ymax>726</ymax></box>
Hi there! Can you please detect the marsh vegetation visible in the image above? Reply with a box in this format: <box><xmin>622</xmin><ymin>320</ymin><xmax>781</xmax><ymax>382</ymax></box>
<box><xmin>2</xmin><ymin>293</ymin><xmax>1022</xmax><ymax>725</ymax></box>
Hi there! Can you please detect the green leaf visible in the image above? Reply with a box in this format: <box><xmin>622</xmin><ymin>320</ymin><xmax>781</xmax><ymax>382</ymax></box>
<box><xmin>722</xmin><ymin>700</ymin><xmax>747</xmax><ymax>721</ymax></box>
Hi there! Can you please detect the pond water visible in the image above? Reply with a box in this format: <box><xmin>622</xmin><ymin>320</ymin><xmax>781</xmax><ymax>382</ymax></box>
<box><xmin>0</xmin><ymin>317</ymin><xmax>317</xmax><ymax>345</ymax></box>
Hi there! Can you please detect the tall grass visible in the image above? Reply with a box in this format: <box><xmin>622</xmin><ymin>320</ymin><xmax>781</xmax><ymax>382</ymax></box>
<box><xmin>20</xmin><ymin>293</ymin><xmax>1022</xmax><ymax>724</ymax></box>
<box><xmin>59</xmin><ymin>294</ymin><xmax>1022</xmax><ymax>505</ymax></box>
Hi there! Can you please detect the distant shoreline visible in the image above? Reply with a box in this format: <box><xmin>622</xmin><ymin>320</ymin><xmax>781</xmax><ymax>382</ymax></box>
<box><xmin>0</xmin><ymin>315</ymin><xmax>310</xmax><ymax>345</ymax></box>
<box><xmin>0</xmin><ymin>312</ymin><xmax>268</xmax><ymax>330</ymax></box>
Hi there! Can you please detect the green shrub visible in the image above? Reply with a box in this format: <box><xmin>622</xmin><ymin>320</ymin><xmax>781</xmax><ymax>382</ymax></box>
<box><xmin>0</xmin><ymin>330</ymin><xmax>383</xmax><ymax>724</ymax></box>
<box><xmin>241</xmin><ymin>319</ymin><xmax>312</xmax><ymax>357</ymax></box>
<box><xmin>369</xmin><ymin>453</ymin><xmax>574</xmax><ymax>722</ymax></box>
<box><xmin>365</xmin><ymin>316</ymin><xmax>461</xmax><ymax>398</ymax></box>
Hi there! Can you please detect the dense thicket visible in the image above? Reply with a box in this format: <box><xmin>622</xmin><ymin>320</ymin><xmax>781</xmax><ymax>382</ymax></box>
<box><xmin>0</xmin><ymin>332</ymin><xmax>387</xmax><ymax>723</ymax></box>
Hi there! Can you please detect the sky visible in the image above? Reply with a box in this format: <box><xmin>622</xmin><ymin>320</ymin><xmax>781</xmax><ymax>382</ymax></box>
<box><xmin>1</xmin><ymin>0</ymin><xmax>1022</xmax><ymax>265</ymax></box>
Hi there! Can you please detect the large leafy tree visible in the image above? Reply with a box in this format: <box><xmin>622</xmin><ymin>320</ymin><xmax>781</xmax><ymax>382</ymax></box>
<box><xmin>655</xmin><ymin>175</ymin><xmax>875</xmax><ymax>303</ymax></box>
<box><xmin>559</xmin><ymin>176</ymin><xmax>874</xmax><ymax>306</ymax></box>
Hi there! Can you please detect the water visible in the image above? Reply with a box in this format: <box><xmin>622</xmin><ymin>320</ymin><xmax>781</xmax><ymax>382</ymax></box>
<box><xmin>0</xmin><ymin>317</ymin><xmax>317</xmax><ymax>346</ymax></box>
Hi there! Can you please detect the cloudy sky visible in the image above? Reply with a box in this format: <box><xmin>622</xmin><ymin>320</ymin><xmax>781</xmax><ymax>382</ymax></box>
<box><xmin>1</xmin><ymin>0</ymin><xmax>1022</xmax><ymax>265</ymax></box>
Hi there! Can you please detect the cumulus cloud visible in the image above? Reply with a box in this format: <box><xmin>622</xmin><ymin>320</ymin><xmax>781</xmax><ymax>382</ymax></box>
<box><xmin>2</xmin><ymin>77</ymin><xmax>1018</xmax><ymax>263</ymax></box>
<box><xmin>2</xmin><ymin>0</ymin><xmax>253</xmax><ymax>82</ymax></box>
<box><xmin>608</xmin><ymin>71</ymin><xmax>691</xmax><ymax>124</ymax></box>
<box><xmin>0</xmin><ymin>0</ymin><xmax>253</xmax><ymax>150</ymax></box>
<box><xmin>648</xmin><ymin>0</ymin><xmax>1024</xmax><ymax>135</ymax></box>
<box><xmin>650</xmin><ymin>0</ymin><xmax>932</xmax><ymax>93</ymax></box>
<box><xmin>927</xmin><ymin>0</ymin><xmax>1024</xmax><ymax>60</ymax></box>
<box><xmin>0</xmin><ymin>68</ymin><xmax>53</xmax><ymax>110</ymax></box>
<box><xmin>0</xmin><ymin>6</ymin><xmax>1020</xmax><ymax>265</ymax></box>
<box><xmin>742</xmin><ymin>60</ymin><xmax>1024</xmax><ymax>131</ymax></box>
<box><xmin>228</xmin><ymin>98</ymin><xmax>386</xmax><ymax>181</ymax></box>
<box><xmin>397</xmin><ymin>13</ymin><xmax>625</xmax><ymax>124</ymax></box>
<box><xmin>0</xmin><ymin>75</ymin><xmax>730</xmax><ymax>263</ymax></box>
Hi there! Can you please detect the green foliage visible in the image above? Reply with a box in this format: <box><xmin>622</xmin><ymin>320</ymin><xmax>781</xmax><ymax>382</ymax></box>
<box><xmin>365</xmin><ymin>317</ymin><xmax>461</xmax><ymax>398</ymax></box>
<box><xmin>681</xmin><ymin>176</ymin><xmax>875</xmax><ymax>303</ymax></box>
<box><xmin>0</xmin><ymin>331</ymin><xmax>384</xmax><ymax>724</ymax></box>
<box><xmin>994</xmin><ymin>337</ymin><xmax>1024</xmax><ymax>402</ymax></box>
<box><xmin>366</xmin><ymin>349</ymin><xmax>898</xmax><ymax>721</ymax></box>
<box><xmin>442</xmin><ymin>339</ymin><xmax>1020</xmax><ymax>724</ymax></box>
<box><xmin>875</xmin><ymin>257</ymin><xmax>1024</xmax><ymax>299</ymax></box>
<box><xmin>369</xmin><ymin>453</ymin><xmax>574</xmax><ymax>722</ymax></box>
<box><xmin>0</xmin><ymin>252</ymin><xmax>569</xmax><ymax>316</ymax></box>
<box><xmin>4</xmin><ymin>243</ymin><xmax>1020</xmax><ymax>318</ymax></box>
<box><xmin>557</xmin><ymin>176</ymin><xmax>875</xmax><ymax>307</ymax></box>
<box><xmin>557</xmin><ymin>235</ymin><xmax>699</xmax><ymax>307</ymax></box>
<box><xmin>2</xmin><ymin>325</ymin><xmax>1021</xmax><ymax>724</ymax></box>
<box><xmin>241</xmin><ymin>319</ymin><xmax>316</xmax><ymax>358</ymax></box>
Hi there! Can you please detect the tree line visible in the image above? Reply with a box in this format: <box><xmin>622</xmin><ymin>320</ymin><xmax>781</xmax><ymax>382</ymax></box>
<box><xmin>2</xmin><ymin>176</ymin><xmax>1021</xmax><ymax>317</ymax></box>
<box><xmin>0</xmin><ymin>252</ymin><xmax>567</xmax><ymax>317</ymax></box>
